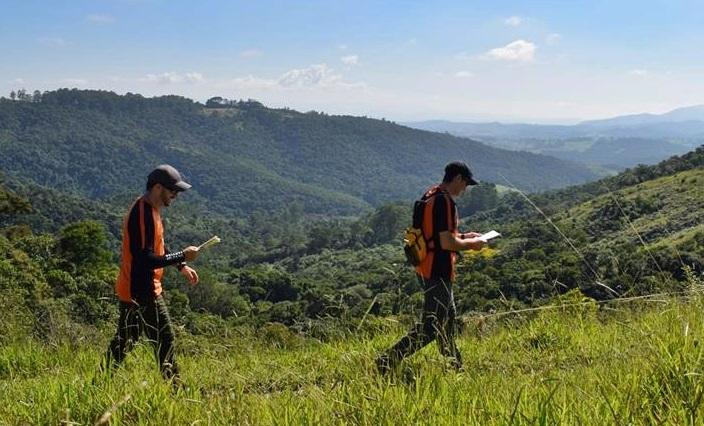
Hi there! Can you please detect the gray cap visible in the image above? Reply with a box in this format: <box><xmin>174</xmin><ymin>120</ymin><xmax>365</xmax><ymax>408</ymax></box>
<box><xmin>147</xmin><ymin>164</ymin><xmax>192</xmax><ymax>191</ymax></box>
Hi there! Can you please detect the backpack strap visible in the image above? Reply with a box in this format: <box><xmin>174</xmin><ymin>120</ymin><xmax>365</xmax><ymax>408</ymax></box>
<box><xmin>423</xmin><ymin>187</ymin><xmax>454</xmax><ymax>252</ymax></box>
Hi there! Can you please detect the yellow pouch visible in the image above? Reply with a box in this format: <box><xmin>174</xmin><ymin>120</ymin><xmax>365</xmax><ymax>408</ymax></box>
<box><xmin>403</xmin><ymin>227</ymin><xmax>426</xmax><ymax>266</ymax></box>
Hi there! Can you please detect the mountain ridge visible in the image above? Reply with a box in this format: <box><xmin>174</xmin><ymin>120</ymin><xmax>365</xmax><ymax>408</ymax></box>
<box><xmin>0</xmin><ymin>89</ymin><xmax>597</xmax><ymax>216</ymax></box>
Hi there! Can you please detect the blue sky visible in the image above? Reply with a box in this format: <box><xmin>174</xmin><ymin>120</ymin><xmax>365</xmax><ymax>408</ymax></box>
<box><xmin>2</xmin><ymin>0</ymin><xmax>703</xmax><ymax>123</ymax></box>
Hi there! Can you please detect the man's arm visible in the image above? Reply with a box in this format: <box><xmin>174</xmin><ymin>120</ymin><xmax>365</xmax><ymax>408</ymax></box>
<box><xmin>127</xmin><ymin>201</ymin><xmax>197</xmax><ymax>269</ymax></box>
<box><xmin>166</xmin><ymin>245</ymin><xmax>188</xmax><ymax>271</ymax></box>
<box><xmin>433</xmin><ymin>193</ymin><xmax>485</xmax><ymax>251</ymax></box>
<box><xmin>439</xmin><ymin>231</ymin><xmax>485</xmax><ymax>251</ymax></box>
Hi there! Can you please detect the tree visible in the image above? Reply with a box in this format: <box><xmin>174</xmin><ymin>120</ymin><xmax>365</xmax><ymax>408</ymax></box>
<box><xmin>457</xmin><ymin>183</ymin><xmax>499</xmax><ymax>216</ymax></box>
<box><xmin>0</xmin><ymin>184</ymin><xmax>31</xmax><ymax>216</ymax></box>
<box><xmin>367</xmin><ymin>202</ymin><xmax>409</xmax><ymax>244</ymax></box>
<box><xmin>205</xmin><ymin>96</ymin><xmax>226</xmax><ymax>108</ymax></box>
<box><xmin>57</xmin><ymin>221</ymin><xmax>112</xmax><ymax>274</ymax></box>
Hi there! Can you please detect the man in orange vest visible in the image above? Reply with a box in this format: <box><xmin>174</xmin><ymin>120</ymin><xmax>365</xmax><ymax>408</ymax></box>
<box><xmin>104</xmin><ymin>164</ymin><xmax>200</xmax><ymax>385</ymax></box>
<box><xmin>377</xmin><ymin>161</ymin><xmax>486</xmax><ymax>373</ymax></box>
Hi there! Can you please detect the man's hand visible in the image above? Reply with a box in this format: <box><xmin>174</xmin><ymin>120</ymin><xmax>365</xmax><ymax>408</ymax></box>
<box><xmin>183</xmin><ymin>246</ymin><xmax>200</xmax><ymax>262</ymax></box>
<box><xmin>462</xmin><ymin>232</ymin><xmax>482</xmax><ymax>239</ymax></box>
<box><xmin>462</xmin><ymin>237</ymin><xmax>487</xmax><ymax>251</ymax></box>
<box><xmin>180</xmin><ymin>265</ymin><xmax>199</xmax><ymax>285</ymax></box>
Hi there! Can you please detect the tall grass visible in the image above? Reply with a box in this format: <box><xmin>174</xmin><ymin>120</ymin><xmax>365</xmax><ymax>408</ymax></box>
<box><xmin>3</xmin><ymin>291</ymin><xmax>704</xmax><ymax>424</ymax></box>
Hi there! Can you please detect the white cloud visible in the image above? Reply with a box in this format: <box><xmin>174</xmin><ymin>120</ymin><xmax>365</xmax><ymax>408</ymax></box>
<box><xmin>278</xmin><ymin>64</ymin><xmax>343</xmax><ymax>87</ymax></box>
<box><xmin>86</xmin><ymin>14</ymin><xmax>115</xmax><ymax>24</ymax></box>
<box><xmin>341</xmin><ymin>55</ymin><xmax>359</xmax><ymax>66</ymax></box>
<box><xmin>337</xmin><ymin>44</ymin><xmax>348</xmax><ymax>50</ymax></box>
<box><xmin>504</xmin><ymin>16</ymin><xmax>522</xmax><ymax>27</ymax></box>
<box><xmin>142</xmin><ymin>72</ymin><xmax>205</xmax><ymax>84</ymax></box>
<box><xmin>62</xmin><ymin>78</ymin><xmax>88</xmax><ymax>86</ymax></box>
<box><xmin>629</xmin><ymin>69</ymin><xmax>648</xmax><ymax>76</ymax></box>
<box><xmin>483</xmin><ymin>39</ymin><xmax>536</xmax><ymax>62</ymax></box>
<box><xmin>223</xmin><ymin>64</ymin><xmax>364</xmax><ymax>91</ymax></box>
<box><xmin>240</xmin><ymin>49</ymin><xmax>262</xmax><ymax>58</ymax></box>
<box><xmin>10</xmin><ymin>78</ymin><xmax>25</xmax><ymax>85</ymax></box>
<box><xmin>38</xmin><ymin>37</ymin><xmax>67</xmax><ymax>47</ymax></box>
<box><xmin>546</xmin><ymin>33</ymin><xmax>561</xmax><ymax>45</ymax></box>
<box><xmin>185</xmin><ymin>72</ymin><xmax>204</xmax><ymax>83</ymax></box>
<box><xmin>454</xmin><ymin>71</ymin><xmax>473</xmax><ymax>78</ymax></box>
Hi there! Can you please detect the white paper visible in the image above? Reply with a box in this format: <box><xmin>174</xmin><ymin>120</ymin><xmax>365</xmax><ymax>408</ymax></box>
<box><xmin>197</xmin><ymin>235</ymin><xmax>221</xmax><ymax>250</ymax></box>
<box><xmin>478</xmin><ymin>230</ymin><xmax>501</xmax><ymax>242</ymax></box>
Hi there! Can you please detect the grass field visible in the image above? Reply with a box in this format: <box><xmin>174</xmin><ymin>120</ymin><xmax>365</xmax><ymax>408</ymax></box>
<box><xmin>3</xmin><ymin>284</ymin><xmax>704</xmax><ymax>425</ymax></box>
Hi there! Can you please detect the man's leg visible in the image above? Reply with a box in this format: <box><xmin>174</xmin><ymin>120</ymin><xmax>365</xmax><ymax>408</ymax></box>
<box><xmin>104</xmin><ymin>302</ymin><xmax>141</xmax><ymax>372</ymax></box>
<box><xmin>377</xmin><ymin>277</ymin><xmax>445</xmax><ymax>373</ymax></box>
<box><xmin>436</xmin><ymin>281</ymin><xmax>462</xmax><ymax>369</ymax></box>
<box><xmin>142</xmin><ymin>295</ymin><xmax>180</xmax><ymax>381</ymax></box>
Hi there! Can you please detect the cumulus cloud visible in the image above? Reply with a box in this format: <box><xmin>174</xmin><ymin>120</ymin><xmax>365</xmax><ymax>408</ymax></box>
<box><xmin>11</xmin><ymin>78</ymin><xmax>25</xmax><ymax>85</ymax></box>
<box><xmin>278</xmin><ymin>64</ymin><xmax>344</xmax><ymax>87</ymax></box>
<box><xmin>341</xmin><ymin>55</ymin><xmax>359</xmax><ymax>66</ymax></box>
<box><xmin>86</xmin><ymin>14</ymin><xmax>115</xmax><ymax>24</ymax></box>
<box><xmin>483</xmin><ymin>39</ymin><xmax>536</xmax><ymax>62</ymax></box>
<box><xmin>224</xmin><ymin>64</ymin><xmax>364</xmax><ymax>91</ymax></box>
<box><xmin>454</xmin><ymin>71</ymin><xmax>473</xmax><ymax>78</ymax></box>
<box><xmin>504</xmin><ymin>16</ymin><xmax>522</xmax><ymax>26</ymax></box>
<box><xmin>240</xmin><ymin>49</ymin><xmax>262</xmax><ymax>58</ymax></box>
<box><xmin>142</xmin><ymin>72</ymin><xmax>205</xmax><ymax>84</ymax></box>
<box><xmin>38</xmin><ymin>37</ymin><xmax>67</xmax><ymax>47</ymax></box>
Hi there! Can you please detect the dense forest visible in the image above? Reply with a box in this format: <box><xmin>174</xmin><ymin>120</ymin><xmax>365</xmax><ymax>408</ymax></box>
<box><xmin>1</xmin><ymin>140</ymin><xmax>702</xmax><ymax>341</ymax></box>
<box><xmin>0</xmin><ymin>89</ymin><xmax>596</xmax><ymax>217</ymax></box>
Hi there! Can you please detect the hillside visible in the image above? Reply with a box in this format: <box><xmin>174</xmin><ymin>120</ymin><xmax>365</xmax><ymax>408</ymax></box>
<box><xmin>0</xmin><ymin>89</ymin><xmax>597</xmax><ymax>216</ymax></box>
<box><xmin>3</xmin><ymin>291</ymin><xmax>704</xmax><ymax>424</ymax></box>
<box><xmin>1</xmin><ymin>147</ymin><xmax>701</xmax><ymax>330</ymax></box>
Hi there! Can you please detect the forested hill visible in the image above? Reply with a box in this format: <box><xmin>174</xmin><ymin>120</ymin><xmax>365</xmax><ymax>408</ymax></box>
<box><xmin>0</xmin><ymin>89</ymin><xmax>596</xmax><ymax>216</ymax></box>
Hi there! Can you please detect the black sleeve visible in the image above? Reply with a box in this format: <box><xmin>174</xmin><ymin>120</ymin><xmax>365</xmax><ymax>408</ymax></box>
<box><xmin>166</xmin><ymin>245</ymin><xmax>187</xmax><ymax>271</ymax></box>
<box><xmin>127</xmin><ymin>201</ymin><xmax>186</xmax><ymax>270</ymax></box>
<box><xmin>433</xmin><ymin>194</ymin><xmax>451</xmax><ymax>234</ymax></box>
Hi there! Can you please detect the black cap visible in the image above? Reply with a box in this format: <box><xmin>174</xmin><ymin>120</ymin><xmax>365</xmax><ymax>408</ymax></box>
<box><xmin>445</xmin><ymin>161</ymin><xmax>479</xmax><ymax>186</ymax></box>
<box><xmin>147</xmin><ymin>164</ymin><xmax>191</xmax><ymax>192</ymax></box>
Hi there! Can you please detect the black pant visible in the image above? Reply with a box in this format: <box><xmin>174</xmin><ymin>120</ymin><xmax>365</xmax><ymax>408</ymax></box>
<box><xmin>105</xmin><ymin>295</ymin><xmax>179</xmax><ymax>380</ymax></box>
<box><xmin>382</xmin><ymin>276</ymin><xmax>462</xmax><ymax>368</ymax></box>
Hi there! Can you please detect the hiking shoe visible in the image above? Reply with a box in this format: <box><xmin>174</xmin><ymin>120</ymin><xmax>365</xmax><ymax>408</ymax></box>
<box><xmin>376</xmin><ymin>355</ymin><xmax>393</xmax><ymax>376</ymax></box>
<box><xmin>449</xmin><ymin>357</ymin><xmax>464</xmax><ymax>372</ymax></box>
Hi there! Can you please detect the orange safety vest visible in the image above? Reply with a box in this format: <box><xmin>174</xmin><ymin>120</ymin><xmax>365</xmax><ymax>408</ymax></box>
<box><xmin>115</xmin><ymin>197</ymin><xmax>165</xmax><ymax>302</ymax></box>
<box><xmin>415</xmin><ymin>186</ymin><xmax>459</xmax><ymax>281</ymax></box>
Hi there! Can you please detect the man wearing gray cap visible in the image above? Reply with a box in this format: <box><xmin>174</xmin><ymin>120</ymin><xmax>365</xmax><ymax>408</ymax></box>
<box><xmin>103</xmin><ymin>164</ymin><xmax>199</xmax><ymax>386</ymax></box>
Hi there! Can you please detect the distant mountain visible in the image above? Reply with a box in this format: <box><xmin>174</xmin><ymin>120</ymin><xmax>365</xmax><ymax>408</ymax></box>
<box><xmin>580</xmin><ymin>105</ymin><xmax>704</xmax><ymax>128</ymax></box>
<box><xmin>0</xmin><ymin>89</ymin><xmax>597</xmax><ymax>216</ymax></box>
<box><xmin>404</xmin><ymin>106</ymin><xmax>704</xmax><ymax>172</ymax></box>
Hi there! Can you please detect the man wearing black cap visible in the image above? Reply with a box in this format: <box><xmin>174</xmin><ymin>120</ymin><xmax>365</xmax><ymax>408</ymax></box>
<box><xmin>377</xmin><ymin>161</ymin><xmax>486</xmax><ymax>374</ymax></box>
<box><xmin>104</xmin><ymin>164</ymin><xmax>199</xmax><ymax>385</ymax></box>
